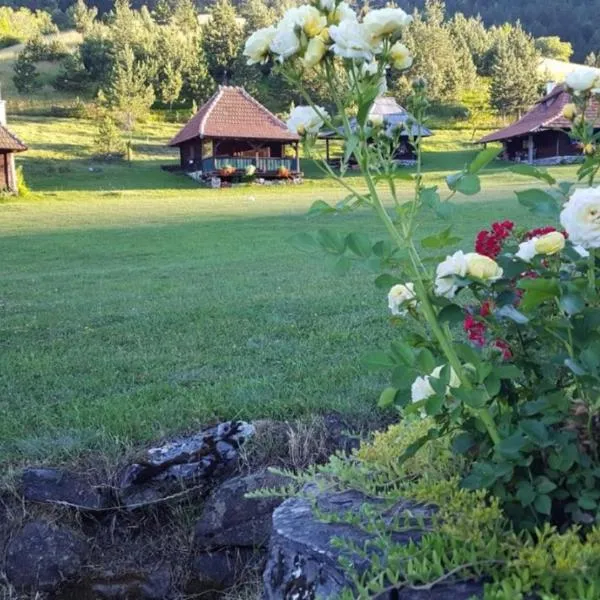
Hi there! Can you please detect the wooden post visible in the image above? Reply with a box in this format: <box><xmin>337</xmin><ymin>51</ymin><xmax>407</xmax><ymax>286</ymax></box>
<box><xmin>527</xmin><ymin>135</ymin><xmax>534</xmax><ymax>165</ymax></box>
<box><xmin>325</xmin><ymin>138</ymin><xmax>330</xmax><ymax>163</ymax></box>
<box><xmin>294</xmin><ymin>143</ymin><xmax>300</xmax><ymax>172</ymax></box>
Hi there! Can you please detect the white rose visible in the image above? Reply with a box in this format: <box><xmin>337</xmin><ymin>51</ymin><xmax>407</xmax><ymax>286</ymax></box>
<box><xmin>244</xmin><ymin>26</ymin><xmax>277</xmax><ymax>65</ymax></box>
<box><xmin>389</xmin><ymin>41</ymin><xmax>413</xmax><ymax>70</ymax></box>
<box><xmin>387</xmin><ymin>282</ymin><xmax>416</xmax><ymax>315</ymax></box>
<box><xmin>363</xmin><ymin>7</ymin><xmax>412</xmax><ymax>43</ymax></box>
<box><xmin>329</xmin><ymin>19</ymin><xmax>374</xmax><ymax>60</ymax></box>
<box><xmin>434</xmin><ymin>250</ymin><xmax>469</xmax><ymax>299</ymax></box>
<box><xmin>314</xmin><ymin>0</ymin><xmax>334</xmax><ymax>11</ymax></box>
<box><xmin>515</xmin><ymin>238</ymin><xmax>538</xmax><ymax>262</ymax></box>
<box><xmin>565</xmin><ymin>68</ymin><xmax>599</xmax><ymax>93</ymax></box>
<box><xmin>411</xmin><ymin>365</ymin><xmax>460</xmax><ymax>404</ymax></box>
<box><xmin>287</xmin><ymin>105</ymin><xmax>329</xmax><ymax>135</ymax></box>
<box><xmin>464</xmin><ymin>252</ymin><xmax>504</xmax><ymax>281</ymax></box>
<box><xmin>560</xmin><ymin>187</ymin><xmax>600</xmax><ymax>248</ymax></box>
<box><xmin>574</xmin><ymin>245</ymin><xmax>590</xmax><ymax>258</ymax></box>
<box><xmin>330</xmin><ymin>1</ymin><xmax>356</xmax><ymax>25</ymax></box>
<box><xmin>270</xmin><ymin>22</ymin><xmax>301</xmax><ymax>61</ymax></box>
<box><xmin>302</xmin><ymin>36</ymin><xmax>328</xmax><ymax>68</ymax></box>
<box><xmin>283</xmin><ymin>5</ymin><xmax>327</xmax><ymax>38</ymax></box>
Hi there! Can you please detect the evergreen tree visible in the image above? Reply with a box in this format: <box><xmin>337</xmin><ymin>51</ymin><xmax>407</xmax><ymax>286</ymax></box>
<box><xmin>448</xmin><ymin>13</ymin><xmax>492</xmax><ymax>75</ymax></box>
<box><xmin>159</xmin><ymin>62</ymin><xmax>183</xmax><ymax>107</ymax></box>
<box><xmin>585</xmin><ymin>52</ymin><xmax>600</xmax><ymax>68</ymax></box>
<box><xmin>201</xmin><ymin>0</ymin><xmax>244</xmax><ymax>83</ymax></box>
<box><xmin>12</xmin><ymin>51</ymin><xmax>41</xmax><ymax>94</ymax></box>
<box><xmin>103</xmin><ymin>44</ymin><xmax>155</xmax><ymax>161</ymax></box>
<box><xmin>239</xmin><ymin>0</ymin><xmax>276</xmax><ymax>31</ymax></box>
<box><xmin>69</xmin><ymin>0</ymin><xmax>97</xmax><ymax>33</ymax></box>
<box><xmin>94</xmin><ymin>113</ymin><xmax>125</xmax><ymax>159</ymax></box>
<box><xmin>152</xmin><ymin>0</ymin><xmax>173</xmax><ymax>25</ymax></box>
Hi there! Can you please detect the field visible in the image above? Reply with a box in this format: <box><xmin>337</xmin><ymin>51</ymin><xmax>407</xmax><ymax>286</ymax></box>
<box><xmin>0</xmin><ymin>115</ymin><xmax>580</xmax><ymax>467</ymax></box>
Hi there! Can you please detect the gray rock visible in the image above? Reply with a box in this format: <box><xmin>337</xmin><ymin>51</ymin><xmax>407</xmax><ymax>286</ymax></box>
<box><xmin>88</xmin><ymin>566</ymin><xmax>171</xmax><ymax>599</ymax></box>
<box><xmin>5</xmin><ymin>520</ymin><xmax>88</xmax><ymax>592</ymax></box>
<box><xmin>188</xmin><ymin>548</ymin><xmax>262</xmax><ymax>596</ymax></box>
<box><xmin>22</xmin><ymin>468</ymin><xmax>109</xmax><ymax>510</ymax></box>
<box><xmin>195</xmin><ymin>470</ymin><xmax>292</xmax><ymax>549</ymax></box>
<box><xmin>263</xmin><ymin>489</ymin><xmax>484</xmax><ymax>599</ymax></box>
<box><xmin>118</xmin><ymin>421</ymin><xmax>255</xmax><ymax>507</ymax></box>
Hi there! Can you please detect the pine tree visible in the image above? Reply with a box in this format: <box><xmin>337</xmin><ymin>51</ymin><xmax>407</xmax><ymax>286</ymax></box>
<box><xmin>69</xmin><ymin>0</ymin><xmax>97</xmax><ymax>33</ymax></box>
<box><xmin>103</xmin><ymin>45</ymin><xmax>155</xmax><ymax>161</ymax></box>
<box><xmin>159</xmin><ymin>62</ymin><xmax>183</xmax><ymax>108</ymax></box>
<box><xmin>12</xmin><ymin>52</ymin><xmax>41</xmax><ymax>94</ymax></box>
<box><xmin>535</xmin><ymin>36</ymin><xmax>573</xmax><ymax>62</ymax></box>
<box><xmin>201</xmin><ymin>0</ymin><xmax>244</xmax><ymax>83</ymax></box>
<box><xmin>94</xmin><ymin>113</ymin><xmax>125</xmax><ymax>159</ymax></box>
<box><xmin>239</xmin><ymin>0</ymin><xmax>276</xmax><ymax>31</ymax></box>
<box><xmin>585</xmin><ymin>52</ymin><xmax>600</xmax><ymax>68</ymax></box>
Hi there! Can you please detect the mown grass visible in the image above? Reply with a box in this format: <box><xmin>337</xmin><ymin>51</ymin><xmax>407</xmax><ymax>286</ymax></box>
<box><xmin>0</xmin><ymin>115</ymin><xmax>581</xmax><ymax>466</ymax></box>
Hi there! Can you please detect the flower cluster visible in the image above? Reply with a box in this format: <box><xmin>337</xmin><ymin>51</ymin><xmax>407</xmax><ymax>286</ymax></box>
<box><xmin>475</xmin><ymin>220</ymin><xmax>514</xmax><ymax>259</ymax></box>
<box><xmin>244</xmin><ymin>1</ymin><xmax>414</xmax><ymax>136</ymax></box>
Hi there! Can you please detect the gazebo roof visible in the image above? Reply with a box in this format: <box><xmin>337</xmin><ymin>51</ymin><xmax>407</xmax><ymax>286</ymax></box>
<box><xmin>479</xmin><ymin>85</ymin><xmax>600</xmax><ymax>144</ymax></box>
<box><xmin>321</xmin><ymin>96</ymin><xmax>432</xmax><ymax>138</ymax></box>
<box><xmin>0</xmin><ymin>124</ymin><xmax>27</xmax><ymax>152</ymax></box>
<box><xmin>169</xmin><ymin>86</ymin><xmax>299</xmax><ymax>146</ymax></box>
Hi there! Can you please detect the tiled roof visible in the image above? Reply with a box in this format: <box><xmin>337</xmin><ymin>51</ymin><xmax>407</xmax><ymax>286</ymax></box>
<box><xmin>0</xmin><ymin>124</ymin><xmax>27</xmax><ymax>152</ymax></box>
<box><xmin>479</xmin><ymin>85</ymin><xmax>600</xmax><ymax>143</ymax></box>
<box><xmin>169</xmin><ymin>86</ymin><xmax>299</xmax><ymax>146</ymax></box>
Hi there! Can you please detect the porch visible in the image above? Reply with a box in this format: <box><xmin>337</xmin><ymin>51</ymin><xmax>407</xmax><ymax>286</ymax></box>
<box><xmin>198</xmin><ymin>156</ymin><xmax>298</xmax><ymax>177</ymax></box>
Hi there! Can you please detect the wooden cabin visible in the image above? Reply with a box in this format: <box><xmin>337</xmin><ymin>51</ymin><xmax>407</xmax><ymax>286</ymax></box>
<box><xmin>168</xmin><ymin>86</ymin><xmax>300</xmax><ymax>179</ymax></box>
<box><xmin>320</xmin><ymin>97</ymin><xmax>432</xmax><ymax>167</ymax></box>
<box><xmin>479</xmin><ymin>85</ymin><xmax>600</xmax><ymax>165</ymax></box>
<box><xmin>0</xmin><ymin>98</ymin><xmax>27</xmax><ymax>193</ymax></box>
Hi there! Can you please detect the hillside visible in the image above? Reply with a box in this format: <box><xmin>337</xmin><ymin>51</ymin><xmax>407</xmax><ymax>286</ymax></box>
<box><xmin>412</xmin><ymin>0</ymin><xmax>600</xmax><ymax>61</ymax></box>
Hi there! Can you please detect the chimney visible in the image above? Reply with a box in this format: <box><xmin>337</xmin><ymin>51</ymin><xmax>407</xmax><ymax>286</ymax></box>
<box><xmin>0</xmin><ymin>85</ymin><xmax>6</xmax><ymax>126</ymax></box>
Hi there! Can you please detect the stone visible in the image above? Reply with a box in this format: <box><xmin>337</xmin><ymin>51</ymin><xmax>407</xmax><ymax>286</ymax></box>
<box><xmin>5</xmin><ymin>520</ymin><xmax>88</xmax><ymax>592</ymax></box>
<box><xmin>188</xmin><ymin>548</ymin><xmax>262</xmax><ymax>596</ymax></box>
<box><xmin>118</xmin><ymin>421</ymin><xmax>255</xmax><ymax>507</ymax></box>
<box><xmin>263</xmin><ymin>488</ymin><xmax>484</xmax><ymax>599</ymax></box>
<box><xmin>88</xmin><ymin>566</ymin><xmax>171</xmax><ymax>600</ymax></box>
<box><xmin>22</xmin><ymin>468</ymin><xmax>109</xmax><ymax>511</ymax></box>
<box><xmin>195</xmin><ymin>470</ymin><xmax>292</xmax><ymax>549</ymax></box>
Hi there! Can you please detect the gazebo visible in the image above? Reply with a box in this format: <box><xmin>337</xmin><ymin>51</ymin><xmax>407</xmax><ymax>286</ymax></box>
<box><xmin>168</xmin><ymin>86</ymin><xmax>301</xmax><ymax>178</ymax></box>
<box><xmin>321</xmin><ymin>97</ymin><xmax>432</xmax><ymax>166</ymax></box>
<box><xmin>479</xmin><ymin>85</ymin><xmax>600</xmax><ymax>165</ymax></box>
<box><xmin>0</xmin><ymin>97</ymin><xmax>27</xmax><ymax>193</ymax></box>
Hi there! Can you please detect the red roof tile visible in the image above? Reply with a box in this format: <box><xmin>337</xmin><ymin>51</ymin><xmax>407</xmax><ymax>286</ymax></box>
<box><xmin>169</xmin><ymin>86</ymin><xmax>299</xmax><ymax>146</ymax></box>
<box><xmin>0</xmin><ymin>124</ymin><xmax>27</xmax><ymax>152</ymax></box>
<box><xmin>479</xmin><ymin>85</ymin><xmax>600</xmax><ymax>143</ymax></box>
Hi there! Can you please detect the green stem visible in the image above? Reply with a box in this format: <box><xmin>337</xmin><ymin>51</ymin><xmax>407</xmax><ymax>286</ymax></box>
<box><xmin>588</xmin><ymin>249</ymin><xmax>596</xmax><ymax>294</ymax></box>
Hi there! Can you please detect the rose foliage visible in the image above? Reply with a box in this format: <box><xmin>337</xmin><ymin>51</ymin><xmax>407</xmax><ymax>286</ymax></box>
<box><xmin>244</xmin><ymin>0</ymin><xmax>600</xmax><ymax>531</ymax></box>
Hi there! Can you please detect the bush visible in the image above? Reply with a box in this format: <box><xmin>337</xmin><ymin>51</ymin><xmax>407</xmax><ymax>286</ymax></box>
<box><xmin>12</xmin><ymin>52</ymin><xmax>42</xmax><ymax>94</ymax></box>
<box><xmin>23</xmin><ymin>35</ymin><xmax>69</xmax><ymax>62</ymax></box>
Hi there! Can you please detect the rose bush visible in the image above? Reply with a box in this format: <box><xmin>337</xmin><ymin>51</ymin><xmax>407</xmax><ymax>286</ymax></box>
<box><xmin>244</xmin><ymin>0</ymin><xmax>600</xmax><ymax>530</ymax></box>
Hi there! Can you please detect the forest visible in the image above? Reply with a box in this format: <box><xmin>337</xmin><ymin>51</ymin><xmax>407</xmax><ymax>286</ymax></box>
<box><xmin>1</xmin><ymin>0</ymin><xmax>599</xmax><ymax>60</ymax></box>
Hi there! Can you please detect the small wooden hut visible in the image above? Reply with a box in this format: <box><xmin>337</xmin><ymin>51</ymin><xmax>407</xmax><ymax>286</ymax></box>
<box><xmin>479</xmin><ymin>85</ymin><xmax>600</xmax><ymax>165</ymax></box>
<box><xmin>0</xmin><ymin>97</ymin><xmax>27</xmax><ymax>193</ymax></box>
<box><xmin>320</xmin><ymin>96</ymin><xmax>432</xmax><ymax>166</ymax></box>
<box><xmin>168</xmin><ymin>86</ymin><xmax>300</xmax><ymax>178</ymax></box>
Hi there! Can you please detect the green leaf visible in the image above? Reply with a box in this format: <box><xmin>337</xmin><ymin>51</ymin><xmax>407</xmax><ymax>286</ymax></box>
<box><xmin>516</xmin><ymin>189</ymin><xmax>560</xmax><ymax>217</ymax></box>
<box><xmin>578</xmin><ymin>495</ymin><xmax>598</xmax><ymax>510</ymax></box>
<box><xmin>495</xmin><ymin>305</ymin><xmax>529</xmax><ymax>324</ymax></box>
<box><xmin>438</xmin><ymin>304</ymin><xmax>465</xmax><ymax>325</ymax></box>
<box><xmin>509</xmin><ymin>164</ymin><xmax>556</xmax><ymax>185</ymax></box>
<box><xmin>307</xmin><ymin>200</ymin><xmax>336</xmax><ymax>217</ymax></box>
<box><xmin>421</xmin><ymin>227</ymin><xmax>462</xmax><ymax>250</ymax></box>
<box><xmin>390</xmin><ymin>340</ymin><xmax>416</xmax><ymax>366</ymax></box>
<box><xmin>520</xmin><ymin>420</ymin><xmax>550</xmax><ymax>447</ymax></box>
<box><xmin>362</xmin><ymin>351</ymin><xmax>395</xmax><ymax>371</ymax></box>
<box><xmin>420</xmin><ymin>186</ymin><xmax>440</xmax><ymax>208</ymax></box>
<box><xmin>452</xmin><ymin>432</ymin><xmax>476</xmax><ymax>455</ymax></box>
<box><xmin>392</xmin><ymin>366</ymin><xmax>416</xmax><ymax>390</ymax></box>
<box><xmin>497</xmin><ymin>432</ymin><xmax>527</xmax><ymax>459</ymax></box>
<box><xmin>468</xmin><ymin>146</ymin><xmax>502</xmax><ymax>174</ymax></box>
<box><xmin>378</xmin><ymin>387</ymin><xmax>398</xmax><ymax>408</ymax></box>
<box><xmin>316</xmin><ymin>229</ymin><xmax>346</xmax><ymax>255</ymax></box>
<box><xmin>516</xmin><ymin>481</ymin><xmax>536</xmax><ymax>506</ymax></box>
<box><xmin>534</xmin><ymin>494</ymin><xmax>552</xmax><ymax>515</ymax></box>
<box><xmin>564</xmin><ymin>358</ymin><xmax>587</xmax><ymax>376</ymax></box>
<box><xmin>343</xmin><ymin>135</ymin><xmax>359</xmax><ymax>164</ymax></box>
<box><xmin>559</xmin><ymin>293</ymin><xmax>585</xmax><ymax>316</ymax></box>
<box><xmin>454</xmin><ymin>342</ymin><xmax>481</xmax><ymax>367</ymax></box>
<box><xmin>453</xmin><ymin>387</ymin><xmax>487</xmax><ymax>409</ymax></box>
<box><xmin>415</xmin><ymin>348</ymin><xmax>436</xmax><ymax>374</ymax></box>
<box><xmin>484</xmin><ymin>373</ymin><xmax>501</xmax><ymax>397</ymax></box>
<box><xmin>425</xmin><ymin>394</ymin><xmax>444</xmax><ymax>416</ymax></box>
<box><xmin>332</xmin><ymin>256</ymin><xmax>352</xmax><ymax>275</ymax></box>
<box><xmin>346</xmin><ymin>232</ymin><xmax>372</xmax><ymax>258</ymax></box>
<box><xmin>535</xmin><ymin>476</ymin><xmax>557</xmax><ymax>494</ymax></box>
<box><xmin>446</xmin><ymin>172</ymin><xmax>481</xmax><ymax>196</ymax></box>
<box><xmin>374</xmin><ymin>273</ymin><xmax>402</xmax><ymax>289</ymax></box>
<box><xmin>517</xmin><ymin>278</ymin><xmax>561</xmax><ymax>311</ymax></box>
<box><xmin>494</xmin><ymin>365</ymin><xmax>523</xmax><ymax>379</ymax></box>
<box><xmin>288</xmin><ymin>232</ymin><xmax>319</xmax><ymax>253</ymax></box>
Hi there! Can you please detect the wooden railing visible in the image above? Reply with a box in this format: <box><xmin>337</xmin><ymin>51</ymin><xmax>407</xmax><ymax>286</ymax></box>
<box><xmin>202</xmin><ymin>157</ymin><xmax>295</xmax><ymax>172</ymax></box>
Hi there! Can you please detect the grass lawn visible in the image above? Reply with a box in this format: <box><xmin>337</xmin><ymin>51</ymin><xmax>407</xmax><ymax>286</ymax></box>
<box><xmin>0</xmin><ymin>115</ymin><xmax>581</xmax><ymax>467</ymax></box>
